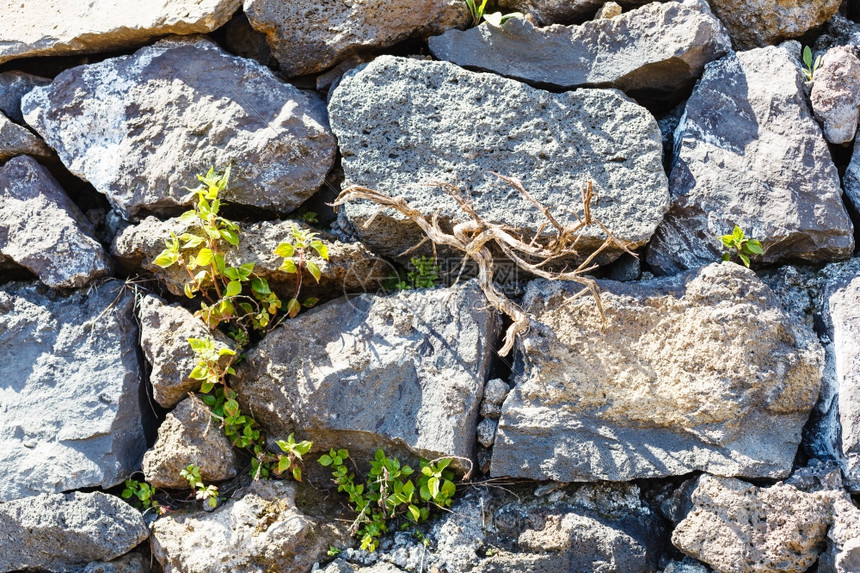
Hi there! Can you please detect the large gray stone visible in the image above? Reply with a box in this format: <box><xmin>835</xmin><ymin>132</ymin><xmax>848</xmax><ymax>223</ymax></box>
<box><xmin>428</xmin><ymin>0</ymin><xmax>730</xmax><ymax>102</ymax></box>
<box><xmin>231</xmin><ymin>281</ymin><xmax>499</xmax><ymax>468</ymax></box>
<box><xmin>112</xmin><ymin>216</ymin><xmax>388</xmax><ymax>301</ymax></box>
<box><xmin>243</xmin><ymin>0</ymin><xmax>469</xmax><ymax>77</ymax></box>
<box><xmin>0</xmin><ymin>156</ymin><xmax>112</xmax><ymax>289</ymax></box>
<box><xmin>672</xmin><ymin>475</ymin><xmax>831</xmax><ymax>573</ymax></box>
<box><xmin>0</xmin><ymin>280</ymin><xmax>147</xmax><ymax>502</ymax></box>
<box><xmin>151</xmin><ymin>480</ymin><xmax>343</xmax><ymax>573</ymax></box>
<box><xmin>811</xmin><ymin>45</ymin><xmax>860</xmax><ymax>145</ymax></box>
<box><xmin>22</xmin><ymin>36</ymin><xmax>336</xmax><ymax>219</ymax></box>
<box><xmin>818</xmin><ymin>259</ymin><xmax>860</xmax><ymax>492</ymax></box>
<box><xmin>142</xmin><ymin>397</ymin><xmax>237</xmax><ymax>489</ymax></box>
<box><xmin>706</xmin><ymin>0</ymin><xmax>841</xmax><ymax>50</ymax></box>
<box><xmin>820</xmin><ymin>497</ymin><xmax>860</xmax><ymax>573</ymax></box>
<box><xmin>843</xmin><ymin>139</ymin><xmax>860</xmax><ymax>213</ymax></box>
<box><xmin>0</xmin><ymin>71</ymin><xmax>50</xmax><ymax>124</ymax></box>
<box><xmin>497</xmin><ymin>0</ymin><xmax>658</xmax><ymax>25</ymax></box>
<box><xmin>0</xmin><ymin>112</ymin><xmax>51</xmax><ymax>162</ymax></box>
<box><xmin>491</xmin><ymin>263</ymin><xmax>824</xmax><ymax>482</ymax></box>
<box><xmin>646</xmin><ymin>44</ymin><xmax>854</xmax><ymax>275</ymax></box>
<box><xmin>330</xmin><ymin>55</ymin><xmax>668</xmax><ymax>264</ymax></box>
<box><xmin>0</xmin><ymin>491</ymin><xmax>149</xmax><ymax>572</ymax></box>
<box><xmin>137</xmin><ymin>294</ymin><xmax>236</xmax><ymax>409</ymax></box>
<box><xmin>0</xmin><ymin>0</ymin><xmax>240</xmax><ymax>64</ymax></box>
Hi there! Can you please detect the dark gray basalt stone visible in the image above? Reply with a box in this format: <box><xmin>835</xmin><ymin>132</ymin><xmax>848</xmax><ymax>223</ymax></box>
<box><xmin>646</xmin><ymin>44</ymin><xmax>854</xmax><ymax>275</ymax></box>
<box><xmin>330</xmin><ymin>55</ymin><xmax>668</xmax><ymax>265</ymax></box>
<box><xmin>22</xmin><ymin>36</ymin><xmax>336</xmax><ymax>219</ymax></box>
<box><xmin>428</xmin><ymin>0</ymin><xmax>731</xmax><ymax>102</ymax></box>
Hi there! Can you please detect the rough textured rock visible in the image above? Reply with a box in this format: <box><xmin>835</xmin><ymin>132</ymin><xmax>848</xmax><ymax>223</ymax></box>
<box><xmin>142</xmin><ymin>397</ymin><xmax>237</xmax><ymax>489</ymax></box>
<box><xmin>22</xmin><ymin>36</ymin><xmax>336</xmax><ymax>219</ymax></box>
<box><xmin>646</xmin><ymin>44</ymin><xmax>854</xmax><ymax>275</ymax></box>
<box><xmin>706</xmin><ymin>0</ymin><xmax>841</xmax><ymax>50</ymax></box>
<box><xmin>80</xmin><ymin>553</ymin><xmax>149</xmax><ymax>573</ymax></box>
<box><xmin>479</xmin><ymin>378</ymin><xmax>510</xmax><ymax>419</ymax></box>
<box><xmin>814</xmin><ymin>14</ymin><xmax>860</xmax><ymax>53</ymax></box>
<box><xmin>331</xmin><ymin>56</ymin><xmax>668</xmax><ymax>264</ymax></box>
<box><xmin>243</xmin><ymin>0</ymin><xmax>469</xmax><ymax>77</ymax></box>
<box><xmin>0</xmin><ymin>0</ymin><xmax>240</xmax><ymax>64</ymax></box>
<box><xmin>0</xmin><ymin>280</ymin><xmax>147</xmax><ymax>502</ymax></box>
<box><xmin>820</xmin><ymin>497</ymin><xmax>860</xmax><ymax>573</ymax></box>
<box><xmin>497</xmin><ymin>0</ymin><xmax>657</xmax><ymax>25</ymax></box>
<box><xmin>112</xmin><ymin>216</ymin><xmax>388</xmax><ymax>301</ymax></box>
<box><xmin>491</xmin><ymin>263</ymin><xmax>824</xmax><ymax>482</ymax></box>
<box><xmin>842</xmin><ymin>139</ymin><xmax>860</xmax><ymax>213</ymax></box>
<box><xmin>0</xmin><ymin>71</ymin><xmax>51</xmax><ymax>124</ymax></box>
<box><xmin>231</xmin><ymin>281</ymin><xmax>499</xmax><ymax>468</ymax></box>
<box><xmin>811</xmin><ymin>45</ymin><xmax>860</xmax><ymax>144</ymax></box>
<box><xmin>138</xmin><ymin>294</ymin><xmax>236</xmax><ymax>409</ymax></box>
<box><xmin>0</xmin><ymin>491</ymin><xmax>149</xmax><ymax>572</ymax></box>
<box><xmin>672</xmin><ymin>475</ymin><xmax>831</xmax><ymax>573</ymax></box>
<box><xmin>151</xmin><ymin>480</ymin><xmax>341</xmax><ymax>573</ymax></box>
<box><xmin>476</xmin><ymin>418</ymin><xmax>497</xmax><ymax>448</ymax></box>
<box><xmin>0</xmin><ymin>112</ymin><xmax>51</xmax><ymax>161</ymax></box>
<box><xmin>818</xmin><ymin>259</ymin><xmax>860</xmax><ymax>491</ymax></box>
<box><xmin>0</xmin><ymin>156</ymin><xmax>112</xmax><ymax>289</ymax></box>
<box><xmin>428</xmin><ymin>0</ymin><xmax>731</xmax><ymax>102</ymax></box>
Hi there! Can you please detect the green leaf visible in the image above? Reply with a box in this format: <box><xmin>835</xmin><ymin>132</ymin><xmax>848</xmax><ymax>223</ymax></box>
<box><xmin>739</xmin><ymin>253</ymin><xmax>751</xmax><ymax>268</ymax></box>
<box><xmin>154</xmin><ymin>252</ymin><xmax>178</xmax><ymax>268</ymax></box>
<box><xmin>722</xmin><ymin>253</ymin><xmax>731</xmax><ymax>262</ymax></box>
<box><xmin>287</xmin><ymin>298</ymin><xmax>300</xmax><ymax>318</ymax></box>
<box><xmin>803</xmin><ymin>45</ymin><xmax>813</xmax><ymax>68</ymax></box>
<box><xmin>293</xmin><ymin>466</ymin><xmax>302</xmax><ymax>481</ymax></box>
<box><xmin>435</xmin><ymin>458</ymin><xmax>452</xmax><ymax>472</ymax></box>
<box><xmin>189</xmin><ymin>364</ymin><xmax>208</xmax><ymax>380</ymax></box>
<box><xmin>407</xmin><ymin>504</ymin><xmax>421</xmax><ymax>522</ymax></box>
<box><xmin>280</xmin><ymin>259</ymin><xmax>297</xmax><ymax>274</ymax></box>
<box><xmin>319</xmin><ymin>454</ymin><xmax>334</xmax><ymax>466</ymax></box>
<box><xmin>251</xmin><ymin>277</ymin><xmax>271</xmax><ymax>295</ymax></box>
<box><xmin>196</xmin><ymin>248</ymin><xmax>214</xmax><ymax>267</ymax></box>
<box><xmin>220</xmin><ymin>228</ymin><xmax>239</xmax><ymax>246</ymax></box>
<box><xmin>303</xmin><ymin>297</ymin><xmax>319</xmax><ymax>308</ymax></box>
<box><xmin>720</xmin><ymin>235</ymin><xmax>735</xmax><ymax>248</ymax></box>
<box><xmin>440</xmin><ymin>479</ymin><xmax>456</xmax><ymax>499</ymax></box>
<box><xmin>214</xmin><ymin>254</ymin><xmax>226</xmax><ymax>274</ymax></box>
<box><xmin>225</xmin><ymin>280</ymin><xmax>242</xmax><ymax>298</ymax></box>
<box><xmin>179</xmin><ymin>233</ymin><xmax>205</xmax><ymax>249</ymax></box>
<box><xmin>274</xmin><ymin>242</ymin><xmax>295</xmax><ymax>258</ymax></box>
<box><xmin>306</xmin><ymin>260</ymin><xmax>322</xmax><ymax>283</ymax></box>
<box><xmin>311</xmin><ymin>241</ymin><xmax>329</xmax><ymax>260</ymax></box>
<box><xmin>732</xmin><ymin>225</ymin><xmax>744</xmax><ymax>242</ymax></box>
<box><xmin>278</xmin><ymin>455</ymin><xmax>291</xmax><ymax>474</ymax></box>
<box><xmin>428</xmin><ymin>476</ymin><xmax>440</xmax><ymax>499</ymax></box>
<box><xmin>745</xmin><ymin>240</ymin><xmax>764</xmax><ymax>255</ymax></box>
<box><xmin>200</xmin><ymin>380</ymin><xmax>215</xmax><ymax>393</ymax></box>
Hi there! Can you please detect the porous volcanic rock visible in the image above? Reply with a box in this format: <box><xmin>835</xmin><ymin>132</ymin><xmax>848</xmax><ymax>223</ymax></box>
<box><xmin>0</xmin><ymin>280</ymin><xmax>146</xmax><ymax>502</ymax></box>
<box><xmin>491</xmin><ymin>263</ymin><xmax>824</xmax><ymax>481</ymax></box>
<box><xmin>0</xmin><ymin>491</ymin><xmax>149</xmax><ymax>572</ymax></box>
<box><xmin>707</xmin><ymin>0</ymin><xmax>841</xmax><ymax>50</ymax></box>
<box><xmin>646</xmin><ymin>44</ymin><xmax>854</xmax><ymax>274</ymax></box>
<box><xmin>142</xmin><ymin>397</ymin><xmax>237</xmax><ymax>489</ymax></box>
<box><xmin>0</xmin><ymin>112</ymin><xmax>51</xmax><ymax>162</ymax></box>
<box><xmin>428</xmin><ymin>0</ymin><xmax>730</xmax><ymax>102</ymax></box>
<box><xmin>112</xmin><ymin>216</ymin><xmax>388</xmax><ymax>301</ymax></box>
<box><xmin>820</xmin><ymin>497</ymin><xmax>860</xmax><ymax>573</ymax></box>
<box><xmin>138</xmin><ymin>294</ymin><xmax>236</xmax><ymax>409</ymax></box>
<box><xmin>151</xmin><ymin>480</ymin><xmax>342</xmax><ymax>573</ymax></box>
<box><xmin>0</xmin><ymin>0</ymin><xmax>240</xmax><ymax>64</ymax></box>
<box><xmin>330</xmin><ymin>55</ymin><xmax>668</xmax><ymax>265</ymax></box>
<box><xmin>243</xmin><ymin>0</ymin><xmax>469</xmax><ymax>77</ymax></box>
<box><xmin>496</xmin><ymin>0</ymin><xmax>658</xmax><ymax>25</ymax></box>
<box><xmin>672</xmin><ymin>475</ymin><xmax>831</xmax><ymax>573</ymax></box>
<box><xmin>22</xmin><ymin>36</ymin><xmax>336</xmax><ymax>219</ymax></box>
<box><xmin>0</xmin><ymin>71</ymin><xmax>50</xmax><ymax>124</ymax></box>
<box><xmin>811</xmin><ymin>45</ymin><xmax>860</xmax><ymax>144</ymax></box>
<box><xmin>0</xmin><ymin>156</ymin><xmax>112</xmax><ymax>289</ymax></box>
<box><xmin>231</xmin><ymin>281</ymin><xmax>499</xmax><ymax>468</ymax></box>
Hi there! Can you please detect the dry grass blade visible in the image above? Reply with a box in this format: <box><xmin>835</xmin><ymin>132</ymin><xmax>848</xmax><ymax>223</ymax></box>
<box><xmin>332</xmin><ymin>176</ymin><xmax>632</xmax><ymax>356</ymax></box>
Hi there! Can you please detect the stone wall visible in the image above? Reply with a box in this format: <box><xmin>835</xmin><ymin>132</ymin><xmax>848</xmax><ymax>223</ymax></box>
<box><xmin>2</xmin><ymin>1</ymin><xmax>860</xmax><ymax>572</ymax></box>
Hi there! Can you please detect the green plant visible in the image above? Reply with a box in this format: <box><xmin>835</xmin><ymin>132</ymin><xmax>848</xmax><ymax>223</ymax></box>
<box><xmin>802</xmin><ymin>45</ymin><xmax>822</xmax><ymax>83</ymax></box>
<box><xmin>327</xmin><ymin>546</ymin><xmax>342</xmax><ymax>557</ymax></box>
<box><xmin>274</xmin><ymin>433</ymin><xmax>313</xmax><ymax>481</ymax></box>
<box><xmin>319</xmin><ymin>448</ymin><xmax>456</xmax><ymax>551</ymax></box>
<box><xmin>298</xmin><ymin>209</ymin><xmax>320</xmax><ymax>225</ymax></box>
<box><xmin>464</xmin><ymin>0</ymin><xmax>522</xmax><ymax>26</ymax></box>
<box><xmin>387</xmin><ymin>256</ymin><xmax>441</xmax><ymax>291</ymax></box>
<box><xmin>121</xmin><ymin>479</ymin><xmax>164</xmax><ymax>514</ymax></box>
<box><xmin>274</xmin><ymin>225</ymin><xmax>329</xmax><ymax>318</ymax></box>
<box><xmin>180</xmin><ymin>464</ymin><xmax>220</xmax><ymax>508</ymax></box>
<box><xmin>720</xmin><ymin>225</ymin><xmax>763</xmax><ymax>268</ymax></box>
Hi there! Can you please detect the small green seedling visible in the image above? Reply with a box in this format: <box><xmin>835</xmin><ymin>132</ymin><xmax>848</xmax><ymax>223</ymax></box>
<box><xmin>275</xmin><ymin>433</ymin><xmax>313</xmax><ymax>481</ymax></box>
<box><xmin>180</xmin><ymin>464</ymin><xmax>220</xmax><ymax>508</ymax></box>
<box><xmin>122</xmin><ymin>479</ymin><xmax>165</xmax><ymax>514</ymax></box>
<box><xmin>720</xmin><ymin>225</ymin><xmax>763</xmax><ymax>268</ymax></box>
<box><xmin>464</xmin><ymin>0</ymin><xmax>522</xmax><ymax>27</ymax></box>
<box><xmin>387</xmin><ymin>256</ymin><xmax>441</xmax><ymax>291</ymax></box>
<box><xmin>802</xmin><ymin>46</ymin><xmax>822</xmax><ymax>83</ymax></box>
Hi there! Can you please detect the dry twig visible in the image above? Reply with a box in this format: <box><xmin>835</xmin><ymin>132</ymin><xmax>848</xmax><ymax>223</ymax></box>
<box><xmin>333</xmin><ymin>174</ymin><xmax>632</xmax><ymax>356</ymax></box>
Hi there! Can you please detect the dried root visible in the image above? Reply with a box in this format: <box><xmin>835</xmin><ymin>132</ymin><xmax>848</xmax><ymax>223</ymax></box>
<box><xmin>333</xmin><ymin>173</ymin><xmax>632</xmax><ymax>356</ymax></box>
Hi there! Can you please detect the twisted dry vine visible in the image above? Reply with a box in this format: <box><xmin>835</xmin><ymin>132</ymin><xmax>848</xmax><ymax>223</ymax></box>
<box><xmin>333</xmin><ymin>173</ymin><xmax>632</xmax><ymax>356</ymax></box>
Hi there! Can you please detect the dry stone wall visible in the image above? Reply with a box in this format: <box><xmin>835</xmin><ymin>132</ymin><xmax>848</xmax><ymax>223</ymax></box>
<box><xmin>2</xmin><ymin>1</ymin><xmax>860</xmax><ymax>572</ymax></box>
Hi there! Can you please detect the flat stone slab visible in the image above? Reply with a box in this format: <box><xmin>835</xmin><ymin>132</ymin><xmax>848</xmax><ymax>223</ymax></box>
<box><xmin>231</xmin><ymin>281</ymin><xmax>499</xmax><ymax>468</ymax></box>
<box><xmin>646</xmin><ymin>44</ymin><xmax>854</xmax><ymax>274</ymax></box>
<box><xmin>429</xmin><ymin>0</ymin><xmax>730</xmax><ymax>102</ymax></box>
<box><xmin>0</xmin><ymin>0</ymin><xmax>240</xmax><ymax>64</ymax></box>
<box><xmin>491</xmin><ymin>263</ymin><xmax>824</xmax><ymax>481</ymax></box>
<box><xmin>22</xmin><ymin>36</ymin><xmax>336</xmax><ymax>219</ymax></box>
<box><xmin>330</xmin><ymin>55</ymin><xmax>668</xmax><ymax>265</ymax></box>
<box><xmin>0</xmin><ymin>280</ymin><xmax>147</xmax><ymax>501</ymax></box>
<box><xmin>0</xmin><ymin>156</ymin><xmax>112</xmax><ymax>289</ymax></box>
